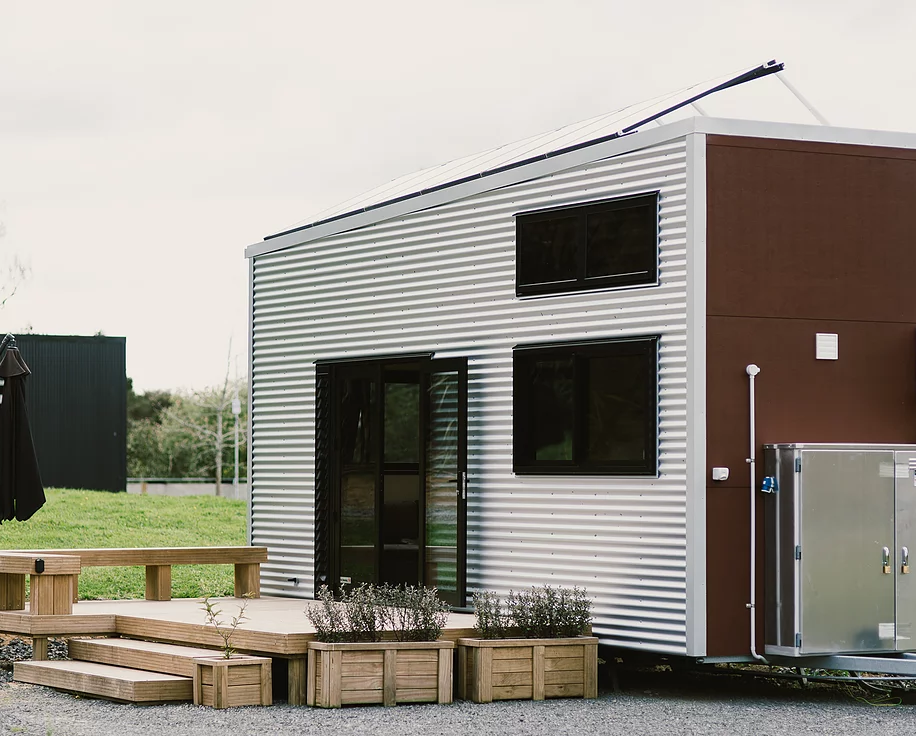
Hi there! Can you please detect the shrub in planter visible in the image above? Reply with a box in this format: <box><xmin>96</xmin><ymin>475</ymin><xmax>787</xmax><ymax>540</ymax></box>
<box><xmin>458</xmin><ymin>585</ymin><xmax>598</xmax><ymax>703</ymax></box>
<box><xmin>305</xmin><ymin>583</ymin><xmax>454</xmax><ymax>708</ymax></box>
<box><xmin>505</xmin><ymin>585</ymin><xmax>592</xmax><ymax>639</ymax></box>
<box><xmin>307</xmin><ymin>583</ymin><xmax>383</xmax><ymax>643</ymax></box>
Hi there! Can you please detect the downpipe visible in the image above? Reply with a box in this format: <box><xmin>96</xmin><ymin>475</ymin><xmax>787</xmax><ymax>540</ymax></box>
<box><xmin>746</xmin><ymin>364</ymin><xmax>768</xmax><ymax>664</ymax></box>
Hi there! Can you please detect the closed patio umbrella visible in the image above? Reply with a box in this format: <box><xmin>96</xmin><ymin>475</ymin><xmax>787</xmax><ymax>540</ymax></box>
<box><xmin>0</xmin><ymin>335</ymin><xmax>45</xmax><ymax>522</ymax></box>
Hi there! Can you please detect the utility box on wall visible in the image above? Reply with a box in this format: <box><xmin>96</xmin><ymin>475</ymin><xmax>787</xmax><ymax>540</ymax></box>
<box><xmin>765</xmin><ymin>443</ymin><xmax>916</xmax><ymax>656</ymax></box>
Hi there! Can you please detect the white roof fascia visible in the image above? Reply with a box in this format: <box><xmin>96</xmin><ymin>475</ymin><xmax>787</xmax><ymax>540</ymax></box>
<box><xmin>693</xmin><ymin>116</ymin><xmax>916</xmax><ymax>151</ymax></box>
<box><xmin>244</xmin><ymin>116</ymin><xmax>701</xmax><ymax>259</ymax></box>
<box><xmin>246</xmin><ymin>116</ymin><xmax>916</xmax><ymax>260</ymax></box>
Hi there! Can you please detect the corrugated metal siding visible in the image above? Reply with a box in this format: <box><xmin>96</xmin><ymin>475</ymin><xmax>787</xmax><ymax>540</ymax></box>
<box><xmin>250</xmin><ymin>138</ymin><xmax>691</xmax><ymax>654</ymax></box>
<box><xmin>15</xmin><ymin>334</ymin><xmax>127</xmax><ymax>492</ymax></box>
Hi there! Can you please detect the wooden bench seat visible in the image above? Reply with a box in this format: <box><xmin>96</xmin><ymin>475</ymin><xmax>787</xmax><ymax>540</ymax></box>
<box><xmin>1</xmin><ymin>547</ymin><xmax>267</xmax><ymax>604</ymax></box>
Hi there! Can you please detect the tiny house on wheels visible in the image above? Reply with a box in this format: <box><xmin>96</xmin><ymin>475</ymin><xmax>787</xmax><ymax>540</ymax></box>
<box><xmin>245</xmin><ymin>61</ymin><xmax>916</xmax><ymax>665</ymax></box>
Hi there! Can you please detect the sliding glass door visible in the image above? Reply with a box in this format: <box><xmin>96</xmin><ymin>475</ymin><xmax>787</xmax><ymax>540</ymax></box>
<box><xmin>319</xmin><ymin>356</ymin><xmax>467</xmax><ymax>606</ymax></box>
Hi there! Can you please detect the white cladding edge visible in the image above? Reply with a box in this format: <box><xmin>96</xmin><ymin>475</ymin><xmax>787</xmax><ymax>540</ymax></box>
<box><xmin>684</xmin><ymin>132</ymin><xmax>708</xmax><ymax>657</ymax></box>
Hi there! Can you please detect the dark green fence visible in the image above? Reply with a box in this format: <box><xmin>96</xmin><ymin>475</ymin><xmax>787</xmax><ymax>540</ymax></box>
<box><xmin>16</xmin><ymin>334</ymin><xmax>126</xmax><ymax>492</ymax></box>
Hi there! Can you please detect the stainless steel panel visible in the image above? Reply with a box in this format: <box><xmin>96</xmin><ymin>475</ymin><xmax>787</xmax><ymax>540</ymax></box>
<box><xmin>799</xmin><ymin>449</ymin><xmax>895</xmax><ymax>654</ymax></box>
<box><xmin>896</xmin><ymin>450</ymin><xmax>916</xmax><ymax>651</ymax></box>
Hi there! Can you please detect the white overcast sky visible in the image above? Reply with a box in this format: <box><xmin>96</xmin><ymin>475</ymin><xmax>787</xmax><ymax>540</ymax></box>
<box><xmin>2</xmin><ymin>1</ymin><xmax>913</xmax><ymax>392</ymax></box>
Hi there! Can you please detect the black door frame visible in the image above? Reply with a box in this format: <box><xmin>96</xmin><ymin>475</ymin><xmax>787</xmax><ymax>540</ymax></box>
<box><xmin>314</xmin><ymin>353</ymin><xmax>468</xmax><ymax>606</ymax></box>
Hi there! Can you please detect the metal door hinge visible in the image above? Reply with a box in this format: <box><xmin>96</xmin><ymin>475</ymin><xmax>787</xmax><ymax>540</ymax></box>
<box><xmin>795</xmin><ymin>457</ymin><xmax>802</xmax><ymax>473</ymax></box>
<box><xmin>795</xmin><ymin>633</ymin><xmax>802</xmax><ymax>648</ymax></box>
<box><xmin>795</xmin><ymin>546</ymin><xmax>801</xmax><ymax>561</ymax></box>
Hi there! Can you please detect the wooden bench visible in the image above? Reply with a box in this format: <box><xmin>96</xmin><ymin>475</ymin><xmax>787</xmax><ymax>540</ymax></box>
<box><xmin>0</xmin><ymin>552</ymin><xmax>82</xmax><ymax>616</ymax></box>
<box><xmin>2</xmin><ymin>547</ymin><xmax>267</xmax><ymax>603</ymax></box>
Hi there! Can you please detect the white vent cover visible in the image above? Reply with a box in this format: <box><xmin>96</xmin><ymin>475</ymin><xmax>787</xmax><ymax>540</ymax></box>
<box><xmin>815</xmin><ymin>333</ymin><xmax>839</xmax><ymax>360</ymax></box>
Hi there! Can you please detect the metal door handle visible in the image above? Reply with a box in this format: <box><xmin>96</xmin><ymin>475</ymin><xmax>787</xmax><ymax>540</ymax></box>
<box><xmin>903</xmin><ymin>546</ymin><xmax>910</xmax><ymax>574</ymax></box>
<box><xmin>883</xmin><ymin>547</ymin><xmax>892</xmax><ymax>574</ymax></box>
<box><xmin>457</xmin><ymin>471</ymin><xmax>467</xmax><ymax>500</ymax></box>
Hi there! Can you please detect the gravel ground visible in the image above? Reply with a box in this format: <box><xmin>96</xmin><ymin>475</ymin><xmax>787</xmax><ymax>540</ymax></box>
<box><xmin>2</xmin><ymin>663</ymin><xmax>916</xmax><ymax>736</ymax></box>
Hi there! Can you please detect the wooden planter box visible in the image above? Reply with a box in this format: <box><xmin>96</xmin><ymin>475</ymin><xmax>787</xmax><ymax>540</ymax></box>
<box><xmin>457</xmin><ymin>636</ymin><xmax>598</xmax><ymax>703</ymax></box>
<box><xmin>193</xmin><ymin>655</ymin><xmax>272</xmax><ymax>708</ymax></box>
<box><xmin>306</xmin><ymin>640</ymin><xmax>454</xmax><ymax>708</ymax></box>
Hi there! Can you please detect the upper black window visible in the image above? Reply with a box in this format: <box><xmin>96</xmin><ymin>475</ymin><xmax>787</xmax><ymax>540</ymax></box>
<box><xmin>516</xmin><ymin>193</ymin><xmax>659</xmax><ymax>296</ymax></box>
<box><xmin>513</xmin><ymin>336</ymin><xmax>658</xmax><ymax>476</ymax></box>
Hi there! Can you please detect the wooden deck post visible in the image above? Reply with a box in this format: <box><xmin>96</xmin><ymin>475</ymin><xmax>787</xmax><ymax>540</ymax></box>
<box><xmin>0</xmin><ymin>572</ymin><xmax>26</xmax><ymax>610</ymax></box>
<box><xmin>233</xmin><ymin>563</ymin><xmax>260</xmax><ymax>598</ymax></box>
<box><xmin>29</xmin><ymin>573</ymin><xmax>73</xmax><ymax>615</ymax></box>
<box><xmin>145</xmin><ymin>565</ymin><xmax>172</xmax><ymax>601</ymax></box>
<box><xmin>288</xmin><ymin>657</ymin><xmax>307</xmax><ymax>706</ymax></box>
<box><xmin>457</xmin><ymin>643</ymin><xmax>468</xmax><ymax>698</ymax></box>
<box><xmin>32</xmin><ymin>637</ymin><xmax>48</xmax><ymax>660</ymax></box>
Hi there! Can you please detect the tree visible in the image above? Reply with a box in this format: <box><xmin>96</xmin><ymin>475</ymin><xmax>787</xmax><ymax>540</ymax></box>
<box><xmin>159</xmin><ymin>348</ymin><xmax>248</xmax><ymax>496</ymax></box>
<box><xmin>127</xmin><ymin>378</ymin><xmax>173</xmax><ymax>423</ymax></box>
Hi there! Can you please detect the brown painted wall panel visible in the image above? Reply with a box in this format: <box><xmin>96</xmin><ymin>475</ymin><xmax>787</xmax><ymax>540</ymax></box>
<box><xmin>707</xmin><ymin>136</ymin><xmax>916</xmax><ymax>324</ymax></box>
<box><xmin>704</xmin><ymin>137</ymin><xmax>916</xmax><ymax>658</ymax></box>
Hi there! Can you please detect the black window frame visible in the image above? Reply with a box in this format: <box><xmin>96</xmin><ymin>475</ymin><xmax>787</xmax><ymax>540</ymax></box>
<box><xmin>515</xmin><ymin>192</ymin><xmax>660</xmax><ymax>297</ymax></box>
<box><xmin>513</xmin><ymin>336</ymin><xmax>659</xmax><ymax>476</ymax></box>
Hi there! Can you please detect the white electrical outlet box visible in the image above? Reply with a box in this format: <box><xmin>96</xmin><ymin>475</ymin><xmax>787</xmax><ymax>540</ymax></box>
<box><xmin>712</xmin><ymin>467</ymin><xmax>730</xmax><ymax>482</ymax></box>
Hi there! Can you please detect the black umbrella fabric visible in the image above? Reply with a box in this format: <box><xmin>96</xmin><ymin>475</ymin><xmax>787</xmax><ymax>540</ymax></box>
<box><xmin>0</xmin><ymin>344</ymin><xmax>45</xmax><ymax>522</ymax></box>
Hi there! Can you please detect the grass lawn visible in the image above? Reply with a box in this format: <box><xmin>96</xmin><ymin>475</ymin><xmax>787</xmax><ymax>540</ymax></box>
<box><xmin>0</xmin><ymin>488</ymin><xmax>247</xmax><ymax>600</ymax></box>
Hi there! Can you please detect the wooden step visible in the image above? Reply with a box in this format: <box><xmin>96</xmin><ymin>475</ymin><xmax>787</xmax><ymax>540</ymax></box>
<box><xmin>69</xmin><ymin>637</ymin><xmax>223</xmax><ymax>677</ymax></box>
<box><xmin>14</xmin><ymin>660</ymin><xmax>192</xmax><ymax>703</ymax></box>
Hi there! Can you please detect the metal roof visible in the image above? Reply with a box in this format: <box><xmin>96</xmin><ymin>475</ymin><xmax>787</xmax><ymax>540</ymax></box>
<box><xmin>267</xmin><ymin>61</ymin><xmax>798</xmax><ymax>242</ymax></box>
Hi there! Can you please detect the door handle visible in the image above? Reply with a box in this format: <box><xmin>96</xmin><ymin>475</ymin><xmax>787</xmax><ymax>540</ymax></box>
<box><xmin>883</xmin><ymin>546</ymin><xmax>892</xmax><ymax>574</ymax></box>
<box><xmin>457</xmin><ymin>471</ymin><xmax>467</xmax><ymax>501</ymax></box>
<box><xmin>903</xmin><ymin>546</ymin><xmax>910</xmax><ymax>574</ymax></box>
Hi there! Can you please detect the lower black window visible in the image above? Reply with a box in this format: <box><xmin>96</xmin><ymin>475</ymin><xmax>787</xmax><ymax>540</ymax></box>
<box><xmin>513</xmin><ymin>337</ymin><xmax>658</xmax><ymax>475</ymax></box>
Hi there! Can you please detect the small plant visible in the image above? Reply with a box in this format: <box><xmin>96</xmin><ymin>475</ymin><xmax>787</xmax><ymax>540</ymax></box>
<box><xmin>471</xmin><ymin>590</ymin><xmax>510</xmax><ymax>639</ymax></box>
<box><xmin>201</xmin><ymin>594</ymin><xmax>251</xmax><ymax>658</ymax></box>
<box><xmin>307</xmin><ymin>584</ymin><xmax>384</xmax><ymax>643</ymax></box>
<box><xmin>378</xmin><ymin>584</ymin><xmax>450</xmax><ymax>642</ymax></box>
<box><xmin>474</xmin><ymin>585</ymin><xmax>591</xmax><ymax>639</ymax></box>
<box><xmin>306</xmin><ymin>583</ymin><xmax>449</xmax><ymax>643</ymax></box>
<box><xmin>306</xmin><ymin>585</ymin><xmax>352</xmax><ymax>643</ymax></box>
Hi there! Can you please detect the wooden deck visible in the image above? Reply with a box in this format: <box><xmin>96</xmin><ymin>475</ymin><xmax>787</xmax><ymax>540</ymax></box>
<box><xmin>0</xmin><ymin>596</ymin><xmax>477</xmax><ymax>704</ymax></box>
<box><xmin>0</xmin><ymin>596</ymin><xmax>477</xmax><ymax>655</ymax></box>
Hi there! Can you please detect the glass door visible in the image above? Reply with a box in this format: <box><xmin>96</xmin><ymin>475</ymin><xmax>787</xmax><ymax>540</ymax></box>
<box><xmin>337</xmin><ymin>370</ymin><xmax>378</xmax><ymax>587</ymax></box>
<box><xmin>380</xmin><ymin>370</ymin><xmax>422</xmax><ymax>586</ymax></box>
<box><xmin>327</xmin><ymin>356</ymin><xmax>467</xmax><ymax>605</ymax></box>
<box><xmin>423</xmin><ymin>361</ymin><xmax>467</xmax><ymax>607</ymax></box>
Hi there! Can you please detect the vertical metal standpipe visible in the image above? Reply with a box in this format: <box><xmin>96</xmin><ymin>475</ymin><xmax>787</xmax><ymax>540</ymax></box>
<box><xmin>746</xmin><ymin>364</ymin><xmax>767</xmax><ymax>662</ymax></box>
